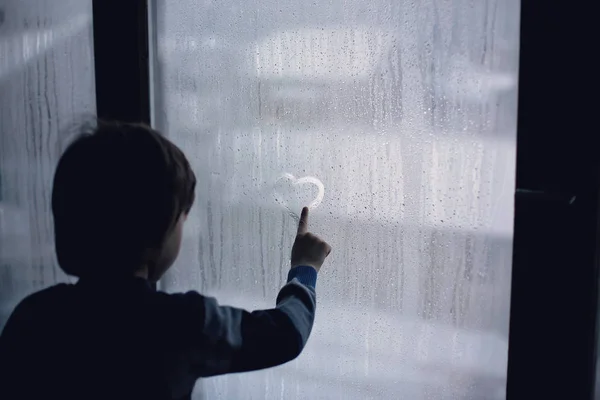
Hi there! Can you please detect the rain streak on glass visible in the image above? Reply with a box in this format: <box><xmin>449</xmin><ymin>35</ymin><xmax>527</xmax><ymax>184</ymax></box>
<box><xmin>153</xmin><ymin>0</ymin><xmax>520</xmax><ymax>398</ymax></box>
<box><xmin>0</xmin><ymin>0</ymin><xmax>96</xmax><ymax>330</ymax></box>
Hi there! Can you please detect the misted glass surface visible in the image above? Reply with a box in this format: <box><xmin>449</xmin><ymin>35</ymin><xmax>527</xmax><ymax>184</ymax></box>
<box><xmin>0</xmin><ymin>0</ymin><xmax>96</xmax><ymax>329</ymax></box>
<box><xmin>153</xmin><ymin>0</ymin><xmax>519</xmax><ymax>398</ymax></box>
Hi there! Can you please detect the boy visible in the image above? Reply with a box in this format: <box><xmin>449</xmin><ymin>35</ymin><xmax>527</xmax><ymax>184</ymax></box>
<box><xmin>0</xmin><ymin>121</ymin><xmax>331</xmax><ymax>400</ymax></box>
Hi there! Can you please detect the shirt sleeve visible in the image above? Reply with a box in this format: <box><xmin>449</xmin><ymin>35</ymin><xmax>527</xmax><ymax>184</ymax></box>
<box><xmin>182</xmin><ymin>266</ymin><xmax>318</xmax><ymax>377</ymax></box>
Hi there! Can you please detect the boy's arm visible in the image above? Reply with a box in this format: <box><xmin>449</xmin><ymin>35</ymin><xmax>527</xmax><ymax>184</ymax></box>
<box><xmin>184</xmin><ymin>265</ymin><xmax>318</xmax><ymax>376</ymax></box>
<box><xmin>184</xmin><ymin>207</ymin><xmax>331</xmax><ymax>376</ymax></box>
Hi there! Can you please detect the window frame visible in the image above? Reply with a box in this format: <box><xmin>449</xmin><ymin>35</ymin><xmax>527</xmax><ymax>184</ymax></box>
<box><xmin>92</xmin><ymin>0</ymin><xmax>153</xmax><ymax>287</ymax></box>
<box><xmin>92</xmin><ymin>0</ymin><xmax>151</xmax><ymax>123</ymax></box>
<box><xmin>91</xmin><ymin>1</ymin><xmax>600</xmax><ymax>398</ymax></box>
<box><xmin>506</xmin><ymin>1</ymin><xmax>600</xmax><ymax>398</ymax></box>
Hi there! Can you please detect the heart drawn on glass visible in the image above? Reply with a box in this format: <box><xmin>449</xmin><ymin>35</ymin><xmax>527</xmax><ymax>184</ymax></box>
<box><xmin>272</xmin><ymin>173</ymin><xmax>325</xmax><ymax>219</ymax></box>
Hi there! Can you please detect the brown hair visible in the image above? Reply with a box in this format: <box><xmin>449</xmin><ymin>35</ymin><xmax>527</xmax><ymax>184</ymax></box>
<box><xmin>52</xmin><ymin>121</ymin><xmax>196</xmax><ymax>278</ymax></box>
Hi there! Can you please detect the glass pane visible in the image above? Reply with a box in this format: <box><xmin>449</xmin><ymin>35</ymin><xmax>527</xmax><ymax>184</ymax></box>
<box><xmin>0</xmin><ymin>0</ymin><xmax>96</xmax><ymax>329</ymax></box>
<box><xmin>152</xmin><ymin>0</ymin><xmax>519</xmax><ymax>398</ymax></box>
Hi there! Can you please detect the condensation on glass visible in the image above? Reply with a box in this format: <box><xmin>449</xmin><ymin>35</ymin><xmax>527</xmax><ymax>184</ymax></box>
<box><xmin>152</xmin><ymin>0</ymin><xmax>520</xmax><ymax>398</ymax></box>
<box><xmin>0</xmin><ymin>0</ymin><xmax>96</xmax><ymax>329</ymax></box>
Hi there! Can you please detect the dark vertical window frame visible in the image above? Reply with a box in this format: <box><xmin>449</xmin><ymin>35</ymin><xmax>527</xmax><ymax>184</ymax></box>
<box><xmin>147</xmin><ymin>0</ymin><xmax>165</xmax><ymax>131</ymax></box>
<box><xmin>92</xmin><ymin>0</ymin><xmax>151</xmax><ymax>124</ymax></box>
<box><xmin>507</xmin><ymin>1</ymin><xmax>599</xmax><ymax>399</ymax></box>
<box><xmin>92</xmin><ymin>1</ymin><xmax>155</xmax><ymax>290</ymax></box>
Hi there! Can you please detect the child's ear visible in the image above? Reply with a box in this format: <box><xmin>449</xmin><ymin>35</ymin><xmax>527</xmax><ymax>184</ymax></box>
<box><xmin>142</xmin><ymin>247</ymin><xmax>160</xmax><ymax>264</ymax></box>
<box><xmin>142</xmin><ymin>248</ymin><xmax>163</xmax><ymax>279</ymax></box>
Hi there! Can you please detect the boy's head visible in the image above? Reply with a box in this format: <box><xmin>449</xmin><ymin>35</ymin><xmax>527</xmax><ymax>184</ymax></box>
<box><xmin>52</xmin><ymin>121</ymin><xmax>196</xmax><ymax>282</ymax></box>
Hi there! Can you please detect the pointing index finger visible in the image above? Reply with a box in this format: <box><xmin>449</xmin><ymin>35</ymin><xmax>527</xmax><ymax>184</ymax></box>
<box><xmin>297</xmin><ymin>207</ymin><xmax>309</xmax><ymax>234</ymax></box>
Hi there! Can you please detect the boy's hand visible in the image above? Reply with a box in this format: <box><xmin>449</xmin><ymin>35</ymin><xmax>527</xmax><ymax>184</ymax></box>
<box><xmin>291</xmin><ymin>207</ymin><xmax>331</xmax><ymax>272</ymax></box>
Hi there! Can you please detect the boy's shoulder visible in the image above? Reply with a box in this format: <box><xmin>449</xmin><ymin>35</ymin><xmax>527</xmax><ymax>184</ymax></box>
<box><xmin>4</xmin><ymin>282</ymin><xmax>208</xmax><ymax>331</ymax></box>
<box><xmin>1</xmin><ymin>283</ymin><xmax>73</xmax><ymax>339</ymax></box>
<box><xmin>8</xmin><ymin>283</ymin><xmax>73</xmax><ymax>319</ymax></box>
<box><xmin>15</xmin><ymin>282</ymin><xmax>72</xmax><ymax>307</ymax></box>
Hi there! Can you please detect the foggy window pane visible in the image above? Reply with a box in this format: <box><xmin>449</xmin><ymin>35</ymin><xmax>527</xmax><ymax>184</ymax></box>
<box><xmin>152</xmin><ymin>0</ymin><xmax>519</xmax><ymax>398</ymax></box>
<box><xmin>0</xmin><ymin>0</ymin><xmax>96</xmax><ymax>330</ymax></box>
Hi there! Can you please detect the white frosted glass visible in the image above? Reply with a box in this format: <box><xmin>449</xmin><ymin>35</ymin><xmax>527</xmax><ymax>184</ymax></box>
<box><xmin>0</xmin><ymin>0</ymin><xmax>96</xmax><ymax>329</ymax></box>
<box><xmin>152</xmin><ymin>0</ymin><xmax>519</xmax><ymax>398</ymax></box>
